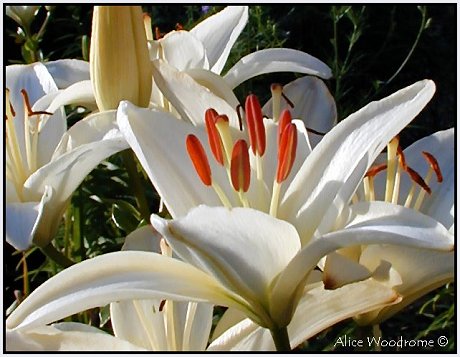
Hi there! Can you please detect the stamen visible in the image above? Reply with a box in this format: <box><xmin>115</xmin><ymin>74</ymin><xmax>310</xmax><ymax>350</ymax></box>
<box><xmin>403</xmin><ymin>166</ymin><xmax>431</xmax><ymax>209</ymax></box>
<box><xmin>205</xmin><ymin>109</ymin><xmax>224</xmax><ymax>165</ymax></box>
<box><xmin>364</xmin><ymin>163</ymin><xmax>386</xmax><ymax>201</ymax></box>
<box><xmin>270</xmin><ymin>123</ymin><xmax>297</xmax><ymax>217</ymax></box>
<box><xmin>230</xmin><ymin>140</ymin><xmax>251</xmax><ymax>207</ymax></box>
<box><xmin>21</xmin><ymin>89</ymin><xmax>53</xmax><ymax>116</ymax></box>
<box><xmin>245</xmin><ymin>94</ymin><xmax>266</xmax><ymax>157</ymax></box>
<box><xmin>305</xmin><ymin>127</ymin><xmax>327</xmax><ymax>136</ymax></box>
<box><xmin>270</xmin><ymin>83</ymin><xmax>283</xmax><ymax>122</ymax></box>
<box><xmin>385</xmin><ymin>136</ymin><xmax>399</xmax><ymax>202</ymax></box>
<box><xmin>276</xmin><ymin>123</ymin><xmax>297</xmax><ymax>183</ymax></box>
<box><xmin>277</xmin><ymin>109</ymin><xmax>292</xmax><ymax>147</ymax></box>
<box><xmin>214</xmin><ymin>114</ymin><xmax>233</xmax><ymax>165</ymax></box>
<box><xmin>230</xmin><ymin>140</ymin><xmax>251</xmax><ymax>192</ymax></box>
<box><xmin>391</xmin><ymin>146</ymin><xmax>406</xmax><ymax>204</ymax></box>
<box><xmin>185</xmin><ymin>134</ymin><xmax>212</xmax><ymax>186</ymax></box>
<box><xmin>422</xmin><ymin>151</ymin><xmax>443</xmax><ymax>183</ymax></box>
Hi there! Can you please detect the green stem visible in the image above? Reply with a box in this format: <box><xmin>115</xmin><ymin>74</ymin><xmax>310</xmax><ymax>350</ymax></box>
<box><xmin>121</xmin><ymin>149</ymin><xmax>151</xmax><ymax>222</ymax></box>
<box><xmin>270</xmin><ymin>326</ymin><xmax>291</xmax><ymax>351</ymax></box>
<box><xmin>40</xmin><ymin>243</ymin><xmax>75</xmax><ymax>268</ymax></box>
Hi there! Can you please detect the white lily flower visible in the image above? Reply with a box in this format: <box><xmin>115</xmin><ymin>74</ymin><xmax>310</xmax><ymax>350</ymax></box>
<box><xmin>5</xmin><ymin>226</ymin><xmax>399</xmax><ymax>352</ymax></box>
<box><xmin>7</xmin><ymin>79</ymin><xmax>453</xmax><ymax>350</ymax></box>
<box><xmin>322</xmin><ymin>127</ymin><xmax>455</xmax><ymax>325</ymax></box>
<box><xmin>5</xmin><ymin>61</ymin><xmax>129</xmax><ymax>251</ymax></box>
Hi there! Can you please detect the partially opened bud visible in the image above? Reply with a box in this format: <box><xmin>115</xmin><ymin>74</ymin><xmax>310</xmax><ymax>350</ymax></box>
<box><xmin>6</xmin><ymin>6</ymin><xmax>40</xmax><ymax>30</ymax></box>
<box><xmin>90</xmin><ymin>6</ymin><xmax>152</xmax><ymax>111</ymax></box>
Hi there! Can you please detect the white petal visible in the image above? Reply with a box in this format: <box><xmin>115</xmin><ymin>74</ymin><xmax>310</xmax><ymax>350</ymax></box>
<box><xmin>397</xmin><ymin>128</ymin><xmax>453</xmax><ymax>228</ymax></box>
<box><xmin>159</xmin><ymin>31</ymin><xmax>208</xmax><ymax>71</ymax></box>
<box><xmin>185</xmin><ymin>68</ymin><xmax>240</xmax><ymax>109</ymax></box>
<box><xmin>6</xmin><ymin>251</ymin><xmax>240</xmax><ymax>332</ymax></box>
<box><xmin>6</xmin><ymin>323</ymin><xmax>146</xmax><ymax>351</ymax></box>
<box><xmin>357</xmin><ymin>244</ymin><xmax>454</xmax><ymax>324</ymax></box>
<box><xmin>43</xmin><ymin>59</ymin><xmax>90</xmax><ymax>89</ymax></box>
<box><xmin>6</xmin><ymin>199</ymin><xmax>45</xmax><ymax>251</ymax></box>
<box><xmin>151</xmin><ymin>206</ymin><xmax>301</xmax><ymax>325</ymax></box>
<box><xmin>224</xmin><ymin>48</ymin><xmax>332</xmax><ymax>89</ymax></box>
<box><xmin>211</xmin><ymin>278</ymin><xmax>399</xmax><ymax>351</ymax></box>
<box><xmin>24</xmin><ymin>136</ymin><xmax>128</xmax><ymax>203</ymax></box>
<box><xmin>110</xmin><ymin>299</ymin><xmax>166</xmax><ymax>350</ymax></box>
<box><xmin>191</xmin><ymin>6</ymin><xmax>249</xmax><ymax>74</ymax></box>
<box><xmin>271</xmin><ymin>198</ymin><xmax>451</xmax><ymax>326</ymax></box>
<box><xmin>36</xmin><ymin>108</ymin><xmax>67</xmax><ymax>168</ymax></box>
<box><xmin>262</xmin><ymin>76</ymin><xmax>337</xmax><ymax>147</ymax></box>
<box><xmin>152</xmin><ymin>60</ymin><xmax>239</xmax><ymax>126</ymax></box>
<box><xmin>117</xmin><ymin>101</ymin><xmax>237</xmax><ymax>218</ymax></box>
<box><xmin>323</xmin><ymin>252</ymin><xmax>371</xmax><ymax>289</ymax></box>
<box><xmin>46</xmin><ymin>80</ymin><xmax>97</xmax><ymax>113</ymax></box>
<box><xmin>52</xmin><ymin>110</ymin><xmax>119</xmax><ymax>157</ymax></box>
<box><xmin>280</xmin><ymin>80</ymin><xmax>436</xmax><ymax>245</ymax></box>
<box><xmin>122</xmin><ymin>225</ymin><xmax>162</xmax><ymax>253</ymax></box>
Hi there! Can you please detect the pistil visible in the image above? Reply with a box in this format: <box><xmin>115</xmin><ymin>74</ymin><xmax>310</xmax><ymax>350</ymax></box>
<box><xmin>270</xmin><ymin>84</ymin><xmax>283</xmax><ymax>122</ymax></box>
<box><xmin>245</xmin><ymin>94</ymin><xmax>266</xmax><ymax>181</ymax></box>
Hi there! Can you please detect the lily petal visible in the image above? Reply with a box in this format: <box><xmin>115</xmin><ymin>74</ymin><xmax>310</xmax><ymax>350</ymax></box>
<box><xmin>6</xmin><ymin>251</ymin><xmax>240</xmax><ymax>332</ymax></box>
<box><xmin>357</xmin><ymin>245</ymin><xmax>454</xmax><ymax>325</ymax></box>
<box><xmin>271</xmin><ymin>198</ymin><xmax>451</xmax><ymax>326</ymax></box>
<box><xmin>224</xmin><ymin>48</ymin><xmax>332</xmax><ymax>89</ymax></box>
<box><xmin>158</xmin><ymin>31</ymin><xmax>208</xmax><ymax>71</ymax></box>
<box><xmin>5</xmin><ymin>187</ymin><xmax>51</xmax><ymax>251</ymax></box>
<box><xmin>209</xmin><ymin>278</ymin><xmax>399</xmax><ymax>351</ymax></box>
<box><xmin>46</xmin><ymin>80</ymin><xmax>97</xmax><ymax>113</ymax></box>
<box><xmin>262</xmin><ymin>76</ymin><xmax>337</xmax><ymax>147</ymax></box>
<box><xmin>43</xmin><ymin>59</ymin><xmax>90</xmax><ymax>89</ymax></box>
<box><xmin>152</xmin><ymin>60</ymin><xmax>239</xmax><ymax>126</ymax></box>
<box><xmin>6</xmin><ymin>322</ymin><xmax>146</xmax><ymax>351</ymax></box>
<box><xmin>151</xmin><ymin>206</ymin><xmax>300</xmax><ymax>312</ymax></box>
<box><xmin>117</xmin><ymin>101</ymin><xmax>240</xmax><ymax>217</ymax></box>
<box><xmin>280</xmin><ymin>80</ymin><xmax>436</xmax><ymax>245</ymax></box>
<box><xmin>191</xmin><ymin>6</ymin><xmax>249</xmax><ymax>74</ymax></box>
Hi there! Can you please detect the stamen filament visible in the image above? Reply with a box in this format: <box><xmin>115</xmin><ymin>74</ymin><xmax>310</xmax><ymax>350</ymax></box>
<box><xmin>404</xmin><ymin>184</ymin><xmax>416</xmax><ymax>208</ymax></box>
<box><xmin>385</xmin><ymin>137</ymin><xmax>399</xmax><ymax>202</ymax></box>
<box><xmin>269</xmin><ymin>181</ymin><xmax>282</xmax><ymax>217</ymax></box>
<box><xmin>182</xmin><ymin>302</ymin><xmax>198</xmax><ymax>351</ymax></box>
<box><xmin>391</xmin><ymin>164</ymin><xmax>401</xmax><ymax>204</ymax></box>
<box><xmin>363</xmin><ymin>176</ymin><xmax>371</xmax><ymax>201</ymax></box>
<box><xmin>215</xmin><ymin>115</ymin><xmax>233</xmax><ymax>165</ymax></box>
<box><xmin>211</xmin><ymin>182</ymin><xmax>232</xmax><ymax>208</ymax></box>
<box><xmin>413</xmin><ymin>169</ymin><xmax>433</xmax><ymax>211</ymax></box>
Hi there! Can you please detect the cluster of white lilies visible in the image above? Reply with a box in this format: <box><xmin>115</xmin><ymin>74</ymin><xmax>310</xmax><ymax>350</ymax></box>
<box><xmin>5</xmin><ymin>6</ymin><xmax>454</xmax><ymax>352</ymax></box>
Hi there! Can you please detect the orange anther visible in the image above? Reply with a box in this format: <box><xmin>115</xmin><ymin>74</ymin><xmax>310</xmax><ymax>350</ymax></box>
<box><xmin>397</xmin><ymin>146</ymin><xmax>407</xmax><ymax>170</ymax></box>
<box><xmin>276</xmin><ymin>123</ymin><xmax>297</xmax><ymax>183</ymax></box>
<box><xmin>186</xmin><ymin>134</ymin><xmax>212</xmax><ymax>186</ymax></box>
<box><xmin>245</xmin><ymin>94</ymin><xmax>266</xmax><ymax>156</ymax></box>
<box><xmin>205</xmin><ymin>109</ymin><xmax>224</xmax><ymax>165</ymax></box>
<box><xmin>20</xmin><ymin>89</ymin><xmax>52</xmax><ymax>117</ymax></box>
<box><xmin>278</xmin><ymin>109</ymin><xmax>292</xmax><ymax>147</ymax></box>
<box><xmin>365</xmin><ymin>163</ymin><xmax>388</xmax><ymax>178</ymax></box>
<box><xmin>404</xmin><ymin>166</ymin><xmax>431</xmax><ymax>194</ymax></box>
<box><xmin>230</xmin><ymin>140</ymin><xmax>251</xmax><ymax>192</ymax></box>
<box><xmin>422</xmin><ymin>151</ymin><xmax>443</xmax><ymax>183</ymax></box>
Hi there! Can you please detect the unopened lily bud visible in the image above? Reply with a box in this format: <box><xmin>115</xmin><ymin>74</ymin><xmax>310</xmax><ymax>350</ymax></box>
<box><xmin>90</xmin><ymin>6</ymin><xmax>152</xmax><ymax>111</ymax></box>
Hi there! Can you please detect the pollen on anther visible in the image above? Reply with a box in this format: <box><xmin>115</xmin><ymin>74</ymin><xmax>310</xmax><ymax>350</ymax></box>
<box><xmin>245</xmin><ymin>94</ymin><xmax>266</xmax><ymax>156</ymax></box>
<box><xmin>278</xmin><ymin>109</ymin><xmax>292</xmax><ymax>147</ymax></box>
<box><xmin>186</xmin><ymin>134</ymin><xmax>212</xmax><ymax>186</ymax></box>
<box><xmin>276</xmin><ymin>123</ymin><xmax>297</xmax><ymax>183</ymax></box>
<box><xmin>422</xmin><ymin>151</ymin><xmax>443</xmax><ymax>183</ymax></box>
<box><xmin>230</xmin><ymin>140</ymin><xmax>251</xmax><ymax>192</ymax></box>
<box><xmin>365</xmin><ymin>163</ymin><xmax>387</xmax><ymax>178</ymax></box>
<box><xmin>405</xmin><ymin>166</ymin><xmax>431</xmax><ymax>194</ymax></box>
<box><xmin>205</xmin><ymin>109</ymin><xmax>224</xmax><ymax>165</ymax></box>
